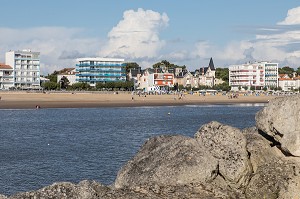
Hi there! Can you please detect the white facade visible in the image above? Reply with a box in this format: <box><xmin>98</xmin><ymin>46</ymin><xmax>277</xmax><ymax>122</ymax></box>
<box><xmin>57</xmin><ymin>68</ymin><xmax>77</xmax><ymax>85</ymax></box>
<box><xmin>229</xmin><ymin>61</ymin><xmax>278</xmax><ymax>91</ymax></box>
<box><xmin>278</xmin><ymin>77</ymin><xmax>300</xmax><ymax>91</ymax></box>
<box><xmin>0</xmin><ymin>64</ymin><xmax>14</xmax><ymax>89</ymax></box>
<box><xmin>5</xmin><ymin>50</ymin><xmax>40</xmax><ymax>89</ymax></box>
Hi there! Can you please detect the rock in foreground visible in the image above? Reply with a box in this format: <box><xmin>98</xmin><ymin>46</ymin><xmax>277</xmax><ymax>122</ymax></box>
<box><xmin>256</xmin><ymin>95</ymin><xmax>300</xmax><ymax>156</ymax></box>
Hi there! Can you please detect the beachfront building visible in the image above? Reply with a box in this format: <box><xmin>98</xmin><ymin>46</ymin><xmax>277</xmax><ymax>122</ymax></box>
<box><xmin>76</xmin><ymin>58</ymin><xmax>126</xmax><ymax>87</ymax></box>
<box><xmin>197</xmin><ymin>57</ymin><xmax>216</xmax><ymax>87</ymax></box>
<box><xmin>175</xmin><ymin>71</ymin><xmax>198</xmax><ymax>88</ymax></box>
<box><xmin>5</xmin><ymin>50</ymin><xmax>40</xmax><ymax>89</ymax></box>
<box><xmin>229</xmin><ymin>61</ymin><xmax>278</xmax><ymax>91</ymax></box>
<box><xmin>0</xmin><ymin>63</ymin><xmax>14</xmax><ymax>89</ymax></box>
<box><xmin>137</xmin><ymin>68</ymin><xmax>174</xmax><ymax>92</ymax></box>
<box><xmin>57</xmin><ymin>68</ymin><xmax>77</xmax><ymax>85</ymax></box>
<box><xmin>278</xmin><ymin>73</ymin><xmax>300</xmax><ymax>91</ymax></box>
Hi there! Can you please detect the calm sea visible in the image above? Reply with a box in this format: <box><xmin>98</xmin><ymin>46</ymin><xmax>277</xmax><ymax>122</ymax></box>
<box><xmin>0</xmin><ymin>104</ymin><xmax>264</xmax><ymax>196</ymax></box>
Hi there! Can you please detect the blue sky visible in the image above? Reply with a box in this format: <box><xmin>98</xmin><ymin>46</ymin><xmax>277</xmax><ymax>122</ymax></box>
<box><xmin>1</xmin><ymin>0</ymin><xmax>300</xmax><ymax>74</ymax></box>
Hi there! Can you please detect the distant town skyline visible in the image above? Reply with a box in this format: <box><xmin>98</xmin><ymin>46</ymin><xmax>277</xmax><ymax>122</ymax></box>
<box><xmin>1</xmin><ymin>0</ymin><xmax>300</xmax><ymax>75</ymax></box>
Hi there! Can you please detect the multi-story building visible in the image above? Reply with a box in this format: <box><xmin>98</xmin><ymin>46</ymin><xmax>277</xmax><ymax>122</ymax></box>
<box><xmin>229</xmin><ymin>61</ymin><xmax>278</xmax><ymax>91</ymax></box>
<box><xmin>5</xmin><ymin>50</ymin><xmax>40</xmax><ymax>89</ymax></box>
<box><xmin>198</xmin><ymin>58</ymin><xmax>216</xmax><ymax>87</ymax></box>
<box><xmin>137</xmin><ymin>68</ymin><xmax>174</xmax><ymax>92</ymax></box>
<box><xmin>76</xmin><ymin>58</ymin><xmax>126</xmax><ymax>87</ymax></box>
<box><xmin>0</xmin><ymin>63</ymin><xmax>14</xmax><ymax>89</ymax></box>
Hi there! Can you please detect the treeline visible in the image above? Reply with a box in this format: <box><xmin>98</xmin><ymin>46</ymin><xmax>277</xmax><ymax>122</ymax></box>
<box><xmin>42</xmin><ymin>81</ymin><xmax>134</xmax><ymax>91</ymax></box>
<box><xmin>278</xmin><ymin>66</ymin><xmax>300</xmax><ymax>77</ymax></box>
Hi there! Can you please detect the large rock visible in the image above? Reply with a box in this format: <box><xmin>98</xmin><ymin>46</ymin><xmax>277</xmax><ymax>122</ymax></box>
<box><xmin>243</xmin><ymin>127</ymin><xmax>284</xmax><ymax>172</ymax></box>
<box><xmin>195</xmin><ymin>121</ymin><xmax>252</xmax><ymax>188</ymax></box>
<box><xmin>114</xmin><ymin>135</ymin><xmax>219</xmax><ymax>189</ymax></box>
<box><xmin>9</xmin><ymin>181</ymin><xmax>105</xmax><ymax>199</ymax></box>
<box><xmin>244</xmin><ymin>127</ymin><xmax>300</xmax><ymax>199</ymax></box>
<box><xmin>256</xmin><ymin>95</ymin><xmax>300</xmax><ymax>156</ymax></box>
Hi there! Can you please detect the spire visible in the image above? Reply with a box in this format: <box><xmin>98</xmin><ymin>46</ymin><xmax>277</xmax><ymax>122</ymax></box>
<box><xmin>208</xmin><ymin>57</ymin><xmax>215</xmax><ymax>70</ymax></box>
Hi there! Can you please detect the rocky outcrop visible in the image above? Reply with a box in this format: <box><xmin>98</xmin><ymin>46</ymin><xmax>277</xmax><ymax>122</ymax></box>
<box><xmin>3</xmin><ymin>95</ymin><xmax>300</xmax><ymax>198</ymax></box>
<box><xmin>195</xmin><ymin>121</ymin><xmax>252</xmax><ymax>189</ymax></box>
<box><xmin>256</xmin><ymin>95</ymin><xmax>300</xmax><ymax>156</ymax></box>
<box><xmin>244</xmin><ymin>127</ymin><xmax>300</xmax><ymax>198</ymax></box>
<box><xmin>115</xmin><ymin>135</ymin><xmax>219</xmax><ymax>188</ymax></box>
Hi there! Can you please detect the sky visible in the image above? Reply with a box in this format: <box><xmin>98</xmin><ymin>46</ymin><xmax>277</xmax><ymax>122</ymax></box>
<box><xmin>1</xmin><ymin>0</ymin><xmax>300</xmax><ymax>75</ymax></box>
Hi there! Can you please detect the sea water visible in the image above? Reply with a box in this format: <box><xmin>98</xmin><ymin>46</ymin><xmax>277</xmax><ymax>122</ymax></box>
<box><xmin>0</xmin><ymin>104</ymin><xmax>264</xmax><ymax>196</ymax></box>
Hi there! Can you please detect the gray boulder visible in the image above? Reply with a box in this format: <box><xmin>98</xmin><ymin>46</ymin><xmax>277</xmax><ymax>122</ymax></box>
<box><xmin>114</xmin><ymin>135</ymin><xmax>219</xmax><ymax>189</ymax></box>
<box><xmin>9</xmin><ymin>181</ymin><xmax>105</xmax><ymax>199</ymax></box>
<box><xmin>244</xmin><ymin>127</ymin><xmax>300</xmax><ymax>199</ymax></box>
<box><xmin>195</xmin><ymin>121</ymin><xmax>252</xmax><ymax>188</ymax></box>
<box><xmin>256</xmin><ymin>95</ymin><xmax>300</xmax><ymax>156</ymax></box>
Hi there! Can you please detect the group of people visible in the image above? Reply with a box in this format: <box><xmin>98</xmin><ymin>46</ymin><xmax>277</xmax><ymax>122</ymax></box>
<box><xmin>228</xmin><ymin>93</ymin><xmax>239</xmax><ymax>99</ymax></box>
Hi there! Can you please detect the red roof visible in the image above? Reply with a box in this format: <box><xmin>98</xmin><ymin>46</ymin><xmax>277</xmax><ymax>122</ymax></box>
<box><xmin>0</xmin><ymin>63</ymin><xmax>12</xmax><ymax>69</ymax></box>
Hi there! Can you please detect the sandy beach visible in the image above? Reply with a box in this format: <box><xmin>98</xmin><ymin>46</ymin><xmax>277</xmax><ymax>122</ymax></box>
<box><xmin>0</xmin><ymin>91</ymin><xmax>279</xmax><ymax>109</ymax></box>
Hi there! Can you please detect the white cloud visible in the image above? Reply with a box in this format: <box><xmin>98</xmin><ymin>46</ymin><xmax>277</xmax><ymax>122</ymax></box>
<box><xmin>99</xmin><ymin>8</ymin><xmax>169</xmax><ymax>60</ymax></box>
<box><xmin>278</xmin><ymin>7</ymin><xmax>300</xmax><ymax>25</ymax></box>
<box><xmin>0</xmin><ymin>27</ymin><xmax>101</xmax><ymax>74</ymax></box>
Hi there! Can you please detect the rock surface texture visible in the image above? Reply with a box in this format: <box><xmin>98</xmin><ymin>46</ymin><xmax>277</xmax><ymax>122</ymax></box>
<box><xmin>3</xmin><ymin>95</ymin><xmax>300</xmax><ymax>198</ymax></box>
<box><xmin>256</xmin><ymin>95</ymin><xmax>300</xmax><ymax>156</ymax></box>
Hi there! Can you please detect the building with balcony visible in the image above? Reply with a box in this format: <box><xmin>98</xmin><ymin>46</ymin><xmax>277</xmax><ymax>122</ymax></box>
<box><xmin>76</xmin><ymin>58</ymin><xmax>126</xmax><ymax>87</ymax></box>
<box><xmin>0</xmin><ymin>63</ymin><xmax>14</xmax><ymax>89</ymax></box>
<box><xmin>5</xmin><ymin>50</ymin><xmax>40</xmax><ymax>89</ymax></box>
<box><xmin>229</xmin><ymin>61</ymin><xmax>278</xmax><ymax>91</ymax></box>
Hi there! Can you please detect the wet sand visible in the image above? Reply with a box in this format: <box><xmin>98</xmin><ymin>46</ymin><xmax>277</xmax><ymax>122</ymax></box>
<box><xmin>0</xmin><ymin>92</ymin><xmax>277</xmax><ymax>109</ymax></box>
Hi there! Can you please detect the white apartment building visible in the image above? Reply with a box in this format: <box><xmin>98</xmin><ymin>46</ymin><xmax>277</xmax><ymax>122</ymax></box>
<box><xmin>229</xmin><ymin>61</ymin><xmax>278</xmax><ymax>91</ymax></box>
<box><xmin>5</xmin><ymin>50</ymin><xmax>40</xmax><ymax>89</ymax></box>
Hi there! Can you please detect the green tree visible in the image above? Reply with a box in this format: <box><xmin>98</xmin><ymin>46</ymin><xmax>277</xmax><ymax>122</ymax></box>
<box><xmin>59</xmin><ymin>76</ymin><xmax>70</xmax><ymax>89</ymax></box>
<box><xmin>278</xmin><ymin>66</ymin><xmax>294</xmax><ymax>77</ymax></box>
<box><xmin>71</xmin><ymin>82</ymin><xmax>91</xmax><ymax>90</ymax></box>
<box><xmin>296</xmin><ymin>67</ymin><xmax>300</xmax><ymax>76</ymax></box>
<box><xmin>152</xmin><ymin>60</ymin><xmax>186</xmax><ymax>70</ymax></box>
<box><xmin>213</xmin><ymin>82</ymin><xmax>231</xmax><ymax>91</ymax></box>
<box><xmin>96</xmin><ymin>82</ymin><xmax>105</xmax><ymax>90</ymax></box>
<box><xmin>215</xmin><ymin>68</ymin><xmax>229</xmax><ymax>82</ymax></box>
<box><xmin>46</xmin><ymin>71</ymin><xmax>59</xmax><ymax>83</ymax></box>
<box><xmin>250</xmin><ymin>86</ymin><xmax>256</xmax><ymax>91</ymax></box>
<box><xmin>263</xmin><ymin>86</ymin><xmax>268</xmax><ymax>91</ymax></box>
<box><xmin>125</xmin><ymin>62</ymin><xmax>139</xmax><ymax>73</ymax></box>
<box><xmin>41</xmin><ymin>82</ymin><xmax>59</xmax><ymax>90</ymax></box>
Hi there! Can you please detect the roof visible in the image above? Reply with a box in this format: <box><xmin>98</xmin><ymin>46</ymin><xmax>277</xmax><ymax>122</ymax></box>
<box><xmin>208</xmin><ymin>57</ymin><xmax>215</xmax><ymax>70</ymax></box>
<box><xmin>199</xmin><ymin>57</ymin><xmax>215</xmax><ymax>75</ymax></box>
<box><xmin>58</xmin><ymin>68</ymin><xmax>76</xmax><ymax>75</ymax></box>
<box><xmin>77</xmin><ymin>57</ymin><xmax>124</xmax><ymax>62</ymax></box>
<box><xmin>0</xmin><ymin>63</ymin><xmax>13</xmax><ymax>70</ymax></box>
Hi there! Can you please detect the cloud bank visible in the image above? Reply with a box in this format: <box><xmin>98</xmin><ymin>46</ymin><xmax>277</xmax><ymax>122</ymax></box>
<box><xmin>1</xmin><ymin>6</ymin><xmax>300</xmax><ymax>75</ymax></box>
<box><xmin>99</xmin><ymin>8</ymin><xmax>169</xmax><ymax>60</ymax></box>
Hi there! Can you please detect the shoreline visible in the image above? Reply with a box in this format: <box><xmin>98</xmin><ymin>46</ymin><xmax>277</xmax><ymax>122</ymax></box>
<box><xmin>0</xmin><ymin>92</ymin><xmax>277</xmax><ymax>109</ymax></box>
